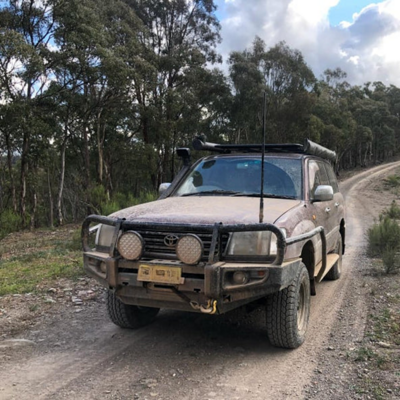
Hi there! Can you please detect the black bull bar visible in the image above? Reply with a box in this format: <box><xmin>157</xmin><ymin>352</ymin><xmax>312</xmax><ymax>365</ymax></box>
<box><xmin>82</xmin><ymin>215</ymin><xmax>327</xmax><ymax>272</ymax></box>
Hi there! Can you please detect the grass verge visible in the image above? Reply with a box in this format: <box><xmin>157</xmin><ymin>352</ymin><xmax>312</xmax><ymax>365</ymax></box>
<box><xmin>0</xmin><ymin>225</ymin><xmax>83</xmax><ymax>296</ymax></box>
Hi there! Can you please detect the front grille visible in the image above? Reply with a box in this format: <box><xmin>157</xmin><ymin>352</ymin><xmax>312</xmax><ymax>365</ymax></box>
<box><xmin>135</xmin><ymin>229</ymin><xmax>230</xmax><ymax>261</ymax></box>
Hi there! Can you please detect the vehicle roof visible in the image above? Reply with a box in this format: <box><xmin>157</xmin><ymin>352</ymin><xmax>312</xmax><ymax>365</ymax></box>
<box><xmin>200</xmin><ymin>152</ymin><xmax>306</xmax><ymax>161</ymax></box>
<box><xmin>190</xmin><ymin>137</ymin><xmax>337</xmax><ymax>164</ymax></box>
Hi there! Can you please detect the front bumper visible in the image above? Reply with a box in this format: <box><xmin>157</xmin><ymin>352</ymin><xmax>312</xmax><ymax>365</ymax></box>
<box><xmin>82</xmin><ymin>215</ymin><xmax>326</xmax><ymax>314</ymax></box>
<box><xmin>84</xmin><ymin>252</ymin><xmax>302</xmax><ymax>314</ymax></box>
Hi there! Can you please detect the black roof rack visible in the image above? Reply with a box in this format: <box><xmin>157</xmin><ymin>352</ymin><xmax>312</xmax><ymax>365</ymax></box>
<box><xmin>192</xmin><ymin>136</ymin><xmax>337</xmax><ymax>163</ymax></box>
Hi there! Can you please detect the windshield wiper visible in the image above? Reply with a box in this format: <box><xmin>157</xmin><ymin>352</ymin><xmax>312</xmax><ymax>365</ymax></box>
<box><xmin>234</xmin><ymin>192</ymin><xmax>296</xmax><ymax>200</ymax></box>
<box><xmin>181</xmin><ymin>190</ymin><xmax>240</xmax><ymax>197</ymax></box>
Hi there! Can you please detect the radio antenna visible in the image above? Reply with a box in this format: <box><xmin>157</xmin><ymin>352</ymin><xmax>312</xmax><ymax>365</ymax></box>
<box><xmin>259</xmin><ymin>92</ymin><xmax>267</xmax><ymax>224</ymax></box>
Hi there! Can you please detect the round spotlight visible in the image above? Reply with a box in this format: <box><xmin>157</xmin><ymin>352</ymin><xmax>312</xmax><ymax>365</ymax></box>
<box><xmin>176</xmin><ymin>234</ymin><xmax>203</xmax><ymax>265</ymax></box>
<box><xmin>117</xmin><ymin>231</ymin><xmax>144</xmax><ymax>260</ymax></box>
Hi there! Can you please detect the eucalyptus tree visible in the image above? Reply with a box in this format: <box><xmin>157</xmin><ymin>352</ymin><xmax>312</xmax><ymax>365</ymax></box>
<box><xmin>228</xmin><ymin>38</ymin><xmax>265</xmax><ymax>143</ymax></box>
<box><xmin>229</xmin><ymin>37</ymin><xmax>316</xmax><ymax>144</ymax></box>
<box><xmin>124</xmin><ymin>0</ymin><xmax>222</xmax><ymax>185</ymax></box>
<box><xmin>261</xmin><ymin>41</ymin><xmax>316</xmax><ymax>142</ymax></box>
<box><xmin>0</xmin><ymin>0</ymin><xmax>58</xmax><ymax>227</ymax></box>
<box><xmin>51</xmin><ymin>0</ymin><xmax>144</xmax><ymax>216</ymax></box>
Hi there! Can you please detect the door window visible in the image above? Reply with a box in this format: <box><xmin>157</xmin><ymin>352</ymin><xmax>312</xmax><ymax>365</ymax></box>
<box><xmin>309</xmin><ymin>160</ymin><xmax>329</xmax><ymax>199</ymax></box>
<box><xmin>325</xmin><ymin>164</ymin><xmax>339</xmax><ymax>193</ymax></box>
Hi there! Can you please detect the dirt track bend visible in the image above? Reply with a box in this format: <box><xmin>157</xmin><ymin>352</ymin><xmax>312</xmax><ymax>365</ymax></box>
<box><xmin>1</xmin><ymin>161</ymin><xmax>400</xmax><ymax>400</ymax></box>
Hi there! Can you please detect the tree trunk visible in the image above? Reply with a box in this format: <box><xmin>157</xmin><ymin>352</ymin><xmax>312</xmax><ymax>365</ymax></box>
<box><xmin>48</xmin><ymin>168</ymin><xmax>54</xmax><ymax>228</ymax></box>
<box><xmin>170</xmin><ymin>131</ymin><xmax>176</xmax><ymax>181</ymax></box>
<box><xmin>97</xmin><ymin>109</ymin><xmax>104</xmax><ymax>184</ymax></box>
<box><xmin>5</xmin><ymin>133</ymin><xmax>17</xmax><ymax>212</ymax></box>
<box><xmin>20</xmin><ymin>83</ymin><xmax>33</xmax><ymax>226</ymax></box>
<box><xmin>83</xmin><ymin>124</ymin><xmax>90</xmax><ymax>188</ymax></box>
<box><xmin>57</xmin><ymin>133</ymin><xmax>67</xmax><ymax>226</ymax></box>
<box><xmin>83</xmin><ymin>111</ymin><xmax>91</xmax><ymax>215</ymax></box>
<box><xmin>83</xmin><ymin>85</ymin><xmax>91</xmax><ymax>197</ymax></box>
<box><xmin>19</xmin><ymin>132</ymin><xmax>29</xmax><ymax>226</ymax></box>
<box><xmin>104</xmin><ymin>158</ymin><xmax>113</xmax><ymax>200</ymax></box>
<box><xmin>30</xmin><ymin>190</ymin><xmax>37</xmax><ymax>231</ymax></box>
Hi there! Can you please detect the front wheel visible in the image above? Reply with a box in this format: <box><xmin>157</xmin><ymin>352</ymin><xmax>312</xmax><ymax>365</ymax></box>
<box><xmin>106</xmin><ymin>291</ymin><xmax>159</xmax><ymax>329</ymax></box>
<box><xmin>266</xmin><ymin>263</ymin><xmax>310</xmax><ymax>349</ymax></box>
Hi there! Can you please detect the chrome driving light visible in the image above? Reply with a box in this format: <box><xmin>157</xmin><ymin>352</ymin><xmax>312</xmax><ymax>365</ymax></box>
<box><xmin>176</xmin><ymin>234</ymin><xmax>203</xmax><ymax>265</ymax></box>
<box><xmin>117</xmin><ymin>231</ymin><xmax>144</xmax><ymax>260</ymax></box>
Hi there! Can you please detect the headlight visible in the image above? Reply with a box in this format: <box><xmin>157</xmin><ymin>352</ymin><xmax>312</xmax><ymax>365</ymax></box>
<box><xmin>96</xmin><ymin>224</ymin><xmax>116</xmax><ymax>248</ymax></box>
<box><xmin>227</xmin><ymin>229</ymin><xmax>286</xmax><ymax>256</ymax></box>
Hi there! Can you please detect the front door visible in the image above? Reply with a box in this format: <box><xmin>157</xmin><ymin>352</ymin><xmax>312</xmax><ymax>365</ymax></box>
<box><xmin>307</xmin><ymin>160</ymin><xmax>337</xmax><ymax>263</ymax></box>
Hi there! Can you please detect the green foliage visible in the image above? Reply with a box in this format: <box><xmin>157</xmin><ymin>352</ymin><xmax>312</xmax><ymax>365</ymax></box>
<box><xmin>101</xmin><ymin>191</ymin><xmax>157</xmax><ymax>216</ymax></box>
<box><xmin>367</xmin><ymin>216</ymin><xmax>400</xmax><ymax>256</ymax></box>
<box><xmin>384</xmin><ymin>175</ymin><xmax>400</xmax><ymax>188</ymax></box>
<box><xmin>367</xmin><ymin>216</ymin><xmax>400</xmax><ymax>273</ymax></box>
<box><xmin>354</xmin><ymin>347</ymin><xmax>376</xmax><ymax>362</ymax></box>
<box><xmin>382</xmin><ymin>200</ymin><xmax>400</xmax><ymax>219</ymax></box>
<box><xmin>0</xmin><ymin>209</ymin><xmax>23</xmax><ymax>240</ymax></box>
<box><xmin>61</xmin><ymin>230</ymin><xmax>83</xmax><ymax>252</ymax></box>
<box><xmin>101</xmin><ymin>201</ymin><xmax>122</xmax><ymax>216</ymax></box>
<box><xmin>381</xmin><ymin>249</ymin><xmax>400</xmax><ymax>274</ymax></box>
<box><xmin>88</xmin><ymin>185</ymin><xmax>109</xmax><ymax>215</ymax></box>
<box><xmin>136</xmin><ymin>192</ymin><xmax>158</xmax><ymax>205</ymax></box>
<box><xmin>228</xmin><ymin>37</ymin><xmax>317</xmax><ymax>144</ymax></box>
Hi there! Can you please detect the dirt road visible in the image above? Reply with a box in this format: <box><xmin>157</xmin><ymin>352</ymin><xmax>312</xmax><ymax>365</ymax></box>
<box><xmin>1</xmin><ymin>162</ymin><xmax>400</xmax><ymax>400</ymax></box>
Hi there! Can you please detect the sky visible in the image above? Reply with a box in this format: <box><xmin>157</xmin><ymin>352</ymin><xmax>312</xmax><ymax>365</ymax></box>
<box><xmin>214</xmin><ymin>0</ymin><xmax>400</xmax><ymax>86</ymax></box>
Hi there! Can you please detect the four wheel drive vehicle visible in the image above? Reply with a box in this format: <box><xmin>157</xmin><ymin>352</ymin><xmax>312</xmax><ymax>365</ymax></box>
<box><xmin>82</xmin><ymin>138</ymin><xmax>345</xmax><ymax>349</ymax></box>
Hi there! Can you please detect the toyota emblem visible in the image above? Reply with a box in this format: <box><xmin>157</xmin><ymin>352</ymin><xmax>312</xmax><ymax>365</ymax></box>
<box><xmin>164</xmin><ymin>234</ymin><xmax>179</xmax><ymax>247</ymax></box>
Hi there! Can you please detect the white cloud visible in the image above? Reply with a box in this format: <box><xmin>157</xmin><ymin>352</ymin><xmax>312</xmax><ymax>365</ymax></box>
<box><xmin>288</xmin><ymin>0</ymin><xmax>339</xmax><ymax>27</ymax></box>
<box><xmin>216</xmin><ymin>0</ymin><xmax>400</xmax><ymax>86</ymax></box>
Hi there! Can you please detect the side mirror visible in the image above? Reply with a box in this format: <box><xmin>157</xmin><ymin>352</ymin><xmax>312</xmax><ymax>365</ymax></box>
<box><xmin>159</xmin><ymin>183</ymin><xmax>171</xmax><ymax>196</ymax></box>
<box><xmin>313</xmin><ymin>185</ymin><xmax>333</xmax><ymax>202</ymax></box>
<box><xmin>176</xmin><ymin>148</ymin><xmax>191</xmax><ymax>166</ymax></box>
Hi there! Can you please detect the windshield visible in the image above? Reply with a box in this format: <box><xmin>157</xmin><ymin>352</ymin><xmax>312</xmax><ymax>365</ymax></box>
<box><xmin>174</xmin><ymin>157</ymin><xmax>303</xmax><ymax>199</ymax></box>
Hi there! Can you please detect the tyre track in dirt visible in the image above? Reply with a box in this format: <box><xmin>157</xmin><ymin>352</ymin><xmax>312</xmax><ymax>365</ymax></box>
<box><xmin>1</xmin><ymin>162</ymin><xmax>400</xmax><ymax>400</ymax></box>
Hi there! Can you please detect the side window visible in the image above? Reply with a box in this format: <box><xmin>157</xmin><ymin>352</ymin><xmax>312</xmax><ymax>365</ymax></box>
<box><xmin>317</xmin><ymin>161</ymin><xmax>330</xmax><ymax>186</ymax></box>
<box><xmin>308</xmin><ymin>161</ymin><xmax>320</xmax><ymax>198</ymax></box>
<box><xmin>325</xmin><ymin>164</ymin><xmax>339</xmax><ymax>193</ymax></box>
<box><xmin>308</xmin><ymin>160</ymin><xmax>329</xmax><ymax>198</ymax></box>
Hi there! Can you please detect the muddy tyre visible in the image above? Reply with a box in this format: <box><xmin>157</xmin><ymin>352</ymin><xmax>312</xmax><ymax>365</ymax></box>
<box><xmin>325</xmin><ymin>235</ymin><xmax>342</xmax><ymax>281</ymax></box>
<box><xmin>266</xmin><ymin>263</ymin><xmax>310</xmax><ymax>349</ymax></box>
<box><xmin>106</xmin><ymin>291</ymin><xmax>159</xmax><ymax>329</ymax></box>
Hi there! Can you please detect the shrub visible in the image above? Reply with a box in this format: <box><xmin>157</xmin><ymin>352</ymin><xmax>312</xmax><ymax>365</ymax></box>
<box><xmin>382</xmin><ymin>248</ymin><xmax>400</xmax><ymax>274</ymax></box>
<box><xmin>61</xmin><ymin>229</ymin><xmax>83</xmax><ymax>251</ymax></box>
<box><xmin>367</xmin><ymin>216</ymin><xmax>400</xmax><ymax>273</ymax></box>
<box><xmin>88</xmin><ymin>185</ymin><xmax>108</xmax><ymax>214</ymax></box>
<box><xmin>135</xmin><ymin>191</ymin><xmax>157</xmax><ymax>205</ymax></box>
<box><xmin>384</xmin><ymin>175</ymin><xmax>400</xmax><ymax>188</ymax></box>
<box><xmin>0</xmin><ymin>209</ymin><xmax>22</xmax><ymax>240</ymax></box>
<box><xmin>381</xmin><ymin>200</ymin><xmax>400</xmax><ymax>220</ymax></box>
<box><xmin>100</xmin><ymin>191</ymin><xmax>157</xmax><ymax>216</ymax></box>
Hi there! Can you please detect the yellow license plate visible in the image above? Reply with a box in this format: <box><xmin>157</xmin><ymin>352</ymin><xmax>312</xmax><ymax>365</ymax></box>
<box><xmin>138</xmin><ymin>264</ymin><xmax>183</xmax><ymax>284</ymax></box>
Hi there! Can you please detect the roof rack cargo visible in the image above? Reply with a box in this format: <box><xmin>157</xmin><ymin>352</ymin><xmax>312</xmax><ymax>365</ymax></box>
<box><xmin>192</xmin><ymin>136</ymin><xmax>337</xmax><ymax>163</ymax></box>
